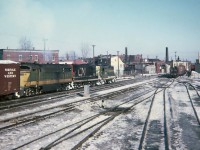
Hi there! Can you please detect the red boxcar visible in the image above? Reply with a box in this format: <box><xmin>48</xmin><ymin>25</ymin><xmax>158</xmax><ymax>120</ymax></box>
<box><xmin>0</xmin><ymin>60</ymin><xmax>20</xmax><ymax>99</ymax></box>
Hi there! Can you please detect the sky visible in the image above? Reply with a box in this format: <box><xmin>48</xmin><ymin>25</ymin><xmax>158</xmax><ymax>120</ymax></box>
<box><xmin>0</xmin><ymin>0</ymin><xmax>200</xmax><ymax>62</ymax></box>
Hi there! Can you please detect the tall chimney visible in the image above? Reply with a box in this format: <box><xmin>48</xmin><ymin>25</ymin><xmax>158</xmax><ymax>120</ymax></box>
<box><xmin>125</xmin><ymin>47</ymin><xmax>128</xmax><ymax>64</ymax></box>
<box><xmin>166</xmin><ymin>47</ymin><xmax>169</xmax><ymax>63</ymax></box>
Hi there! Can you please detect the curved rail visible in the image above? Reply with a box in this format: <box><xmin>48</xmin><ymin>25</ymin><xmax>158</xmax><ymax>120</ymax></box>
<box><xmin>138</xmin><ymin>79</ymin><xmax>173</xmax><ymax>150</ymax></box>
<box><xmin>184</xmin><ymin>83</ymin><xmax>200</xmax><ymax>125</ymax></box>
<box><xmin>13</xmin><ymin>84</ymin><xmax>158</xmax><ymax>149</ymax></box>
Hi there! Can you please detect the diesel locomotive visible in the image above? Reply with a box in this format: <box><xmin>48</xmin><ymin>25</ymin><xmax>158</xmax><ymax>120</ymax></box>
<box><xmin>170</xmin><ymin>65</ymin><xmax>186</xmax><ymax>78</ymax></box>
<box><xmin>0</xmin><ymin>60</ymin><xmax>116</xmax><ymax>99</ymax></box>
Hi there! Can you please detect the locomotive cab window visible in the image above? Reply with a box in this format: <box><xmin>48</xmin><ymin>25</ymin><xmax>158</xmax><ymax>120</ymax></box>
<box><xmin>20</xmin><ymin>66</ymin><xmax>31</xmax><ymax>70</ymax></box>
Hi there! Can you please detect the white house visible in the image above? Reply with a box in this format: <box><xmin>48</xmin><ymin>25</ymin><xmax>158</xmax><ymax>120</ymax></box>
<box><xmin>145</xmin><ymin>65</ymin><xmax>156</xmax><ymax>74</ymax></box>
<box><xmin>171</xmin><ymin>60</ymin><xmax>190</xmax><ymax>71</ymax></box>
<box><xmin>111</xmin><ymin>56</ymin><xmax>124</xmax><ymax>77</ymax></box>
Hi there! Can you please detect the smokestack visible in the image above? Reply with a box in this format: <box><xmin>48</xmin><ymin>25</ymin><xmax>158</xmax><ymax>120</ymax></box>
<box><xmin>166</xmin><ymin>47</ymin><xmax>169</xmax><ymax>63</ymax></box>
<box><xmin>125</xmin><ymin>47</ymin><xmax>128</xmax><ymax>64</ymax></box>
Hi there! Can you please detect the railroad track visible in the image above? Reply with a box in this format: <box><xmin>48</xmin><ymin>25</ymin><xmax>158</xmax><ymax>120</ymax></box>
<box><xmin>165</xmin><ymin>79</ymin><xmax>200</xmax><ymax>149</ymax></box>
<box><xmin>138</xmin><ymin>80</ymin><xmax>173</xmax><ymax>150</ymax></box>
<box><xmin>12</xmin><ymin>84</ymin><xmax>158</xmax><ymax>149</ymax></box>
<box><xmin>0</xmin><ymin>78</ymin><xmax>150</xmax><ymax>111</ymax></box>
<box><xmin>40</xmin><ymin>80</ymin><xmax>169</xmax><ymax>150</ymax></box>
<box><xmin>0</xmin><ymin>78</ymin><xmax>159</xmax><ymax>115</ymax></box>
<box><xmin>0</xmin><ymin>83</ymin><xmax>154</xmax><ymax>132</ymax></box>
<box><xmin>183</xmin><ymin>83</ymin><xmax>200</xmax><ymax>125</ymax></box>
<box><xmin>0</xmin><ymin>77</ymin><xmax>173</xmax><ymax>149</ymax></box>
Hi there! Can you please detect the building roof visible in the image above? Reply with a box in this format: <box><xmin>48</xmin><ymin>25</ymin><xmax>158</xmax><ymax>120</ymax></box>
<box><xmin>59</xmin><ymin>59</ymin><xmax>87</xmax><ymax>65</ymax></box>
<box><xmin>1</xmin><ymin>49</ymin><xmax>59</xmax><ymax>52</ymax></box>
<box><xmin>148</xmin><ymin>58</ymin><xmax>161</xmax><ymax>62</ymax></box>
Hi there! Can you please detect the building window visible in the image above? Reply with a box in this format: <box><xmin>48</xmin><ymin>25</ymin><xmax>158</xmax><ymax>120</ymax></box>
<box><xmin>35</xmin><ymin>55</ymin><xmax>38</xmax><ymax>61</ymax></box>
<box><xmin>7</xmin><ymin>54</ymin><xmax>10</xmax><ymax>60</ymax></box>
<box><xmin>19</xmin><ymin>55</ymin><xmax>22</xmax><ymax>61</ymax></box>
<box><xmin>29</xmin><ymin>55</ymin><xmax>32</xmax><ymax>61</ymax></box>
<box><xmin>52</xmin><ymin>55</ymin><xmax>55</xmax><ymax>61</ymax></box>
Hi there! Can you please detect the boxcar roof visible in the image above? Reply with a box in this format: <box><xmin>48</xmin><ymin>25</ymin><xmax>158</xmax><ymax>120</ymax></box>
<box><xmin>0</xmin><ymin>60</ymin><xmax>19</xmax><ymax>64</ymax></box>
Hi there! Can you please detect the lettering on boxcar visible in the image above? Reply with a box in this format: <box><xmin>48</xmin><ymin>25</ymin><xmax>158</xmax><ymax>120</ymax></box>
<box><xmin>4</xmin><ymin>68</ymin><xmax>17</xmax><ymax>78</ymax></box>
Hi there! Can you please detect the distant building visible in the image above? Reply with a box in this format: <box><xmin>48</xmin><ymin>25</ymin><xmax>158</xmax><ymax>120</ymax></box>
<box><xmin>128</xmin><ymin>54</ymin><xmax>143</xmax><ymax>64</ymax></box>
<box><xmin>111</xmin><ymin>56</ymin><xmax>124</xmax><ymax>77</ymax></box>
<box><xmin>135</xmin><ymin>63</ymin><xmax>146</xmax><ymax>73</ymax></box>
<box><xmin>170</xmin><ymin>60</ymin><xmax>190</xmax><ymax>71</ymax></box>
<box><xmin>195</xmin><ymin>52</ymin><xmax>200</xmax><ymax>73</ymax></box>
<box><xmin>145</xmin><ymin>65</ymin><xmax>156</xmax><ymax>74</ymax></box>
<box><xmin>0</xmin><ymin>49</ymin><xmax>59</xmax><ymax>64</ymax></box>
<box><xmin>94</xmin><ymin>54</ymin><xmax>124</xmax><ymax>77</ymax></box>
<box><xmin>94</xmin><ymin>55</ymin><xmax>111</xmax><ymax>66</ymax></box>
<box><xmin>122</xmin><ymin>54</ymin><xmax>143</xmax><ymax>75</ymax></box>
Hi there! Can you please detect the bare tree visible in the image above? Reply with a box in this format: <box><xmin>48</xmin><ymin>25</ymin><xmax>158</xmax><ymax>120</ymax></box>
<box><xmin>19</xmin><ymin>36</ymin><xmax>33</xmax><ymax>50</ymax></box>
<box><xmin>68</xmin><ymin>50</ymin><xmax>77</xmax><ymax>60</ymax></box>
<box><xmin>81</xmin><ymin>43</ymin><xmax>89</xmax><ymax>59</ymax></box>
<box><xmin>66</xmin><ymin>52</ymin><xmax>69</xmax><ymax>60</ymax></box>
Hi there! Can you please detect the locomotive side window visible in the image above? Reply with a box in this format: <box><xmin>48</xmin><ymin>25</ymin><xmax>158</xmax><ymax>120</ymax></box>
<box><xmin>78</xmin><ymin>68</ymin><xmax>83</xmax><ymax>76</ymax></box>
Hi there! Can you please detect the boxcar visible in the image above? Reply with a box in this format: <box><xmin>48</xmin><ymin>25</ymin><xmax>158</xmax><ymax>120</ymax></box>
<box><xmin>0</xmin><ymin>60</ymin><xmax>20</xmax><ymax>99</ymax></box>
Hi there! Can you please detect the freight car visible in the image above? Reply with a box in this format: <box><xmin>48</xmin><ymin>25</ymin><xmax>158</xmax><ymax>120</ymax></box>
<box><xmin>0</xmin><ymin>60</ymin><xmax>20</xmax><ymax>100</ymax></box>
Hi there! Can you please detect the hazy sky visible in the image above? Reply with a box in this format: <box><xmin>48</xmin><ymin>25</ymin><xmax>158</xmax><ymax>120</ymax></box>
<box><xmin>0</xmin><ymin>0</ymin><xmax>200</xmax><ymax>62</ymax></box>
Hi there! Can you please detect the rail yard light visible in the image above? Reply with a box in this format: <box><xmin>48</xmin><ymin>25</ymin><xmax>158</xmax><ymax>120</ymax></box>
<box><xmin>92</xmin><ymin>45</ymin><xmax>95</xmax><ymax>64</ymax></box>
<box><xmin>117</xmin><ymin>51</ymin><xmax>119</xmax><ymax>78</ymax></box>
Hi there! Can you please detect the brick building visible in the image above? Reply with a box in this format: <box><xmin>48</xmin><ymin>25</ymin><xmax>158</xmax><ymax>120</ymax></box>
<box><xmin>0</xmin><ymin>49</ymin><xmax>59</xmax><ymax>64</ymax></box>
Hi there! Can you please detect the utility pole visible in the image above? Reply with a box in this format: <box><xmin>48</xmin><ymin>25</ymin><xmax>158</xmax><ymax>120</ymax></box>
<box><xmin>43</xmin><ymin>39</ymin><xmax>48</xmax><ymax>50</ymax></box>
<box><xmin>92</xmin><ymin>45</ymin><xmax>95</xmax><ymax>64</ymax></box>
<box><xmin>107</xmin><ymin>51</ymin><xmax>108</xmax><ymax>65</ymax></box>
<box><xmin>74</xmin><ymin>51</ymin><xmax>76</xmax><ymax>64</ymax></box>
<box><xmin>117</xmin><ymin>51</ymin><xmax>119</xmax><ymax>78</ymax></box>
<box><xmin>43</xmin><ymin>39</ymin><xmax>48</xmax><ymax>63</ymax></box>
<box><xmin>175</xmin><ymin>51</ymin><xmax>177</xmax><ymax>61</ymax></box>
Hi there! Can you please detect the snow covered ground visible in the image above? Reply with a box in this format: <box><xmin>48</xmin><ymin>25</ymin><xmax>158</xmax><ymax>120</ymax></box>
<box><xmin>0</xmin><ymin>76</ymin><xmax>200</xmax><ymax>150</ymax></box>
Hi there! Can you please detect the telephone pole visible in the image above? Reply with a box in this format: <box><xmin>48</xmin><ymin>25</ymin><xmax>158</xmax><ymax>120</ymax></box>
<box><xmin>107</xmin><ymin>51</ymin><xmax>108</xmax><ymax>65</ymax></box>
<box><xmin>92</xmin><ymin>45</ymin><xmax>95</xmax><ymax>64</ymax></box>
<box><xmin>43</xmin><ymin>39</ymin><xmax>48</xmax><ymax>50</ymax></box>
<box><xmin>117</xmin><ymin>51</ymin><xmax>119</xmax><ymax>78</ymax></box>
<box><xmin>43</xmin><ymin>38</ymin><xmax>48</xmax><ymax>63</ymax></box>
<box><xmin>175</xmin><ymin>51</ymin><xmax>177</xmax><ymax>61</ymax></box>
